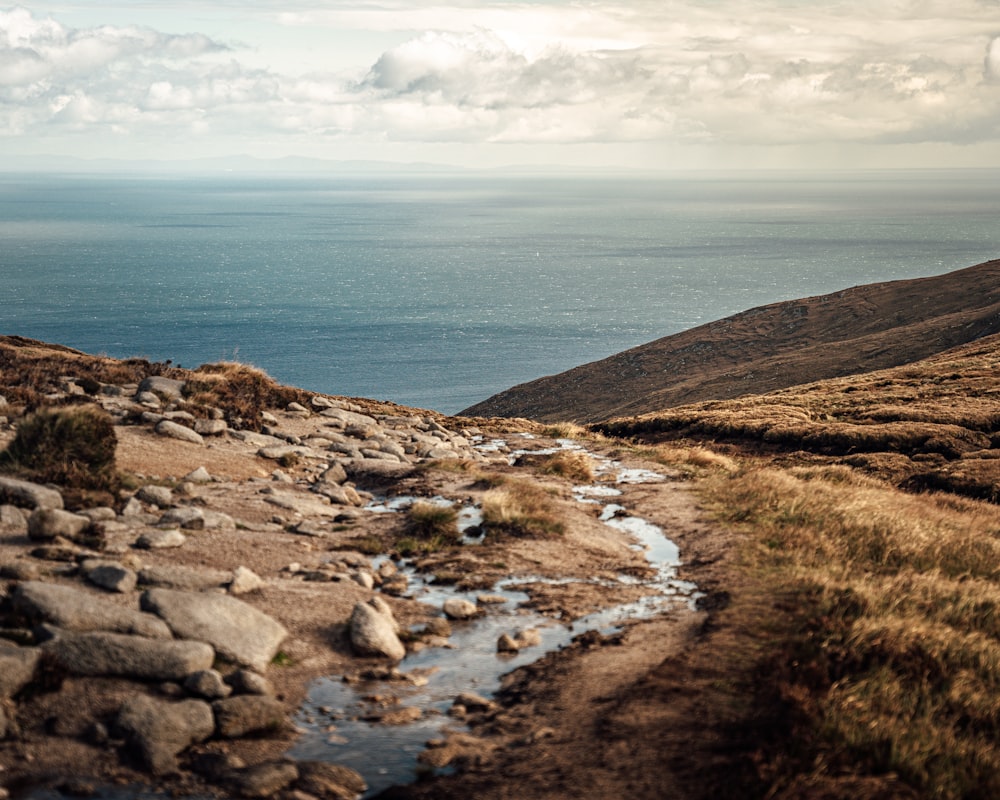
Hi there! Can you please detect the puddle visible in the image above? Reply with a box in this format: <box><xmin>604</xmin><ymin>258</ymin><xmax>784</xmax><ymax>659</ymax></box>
<box><xmin>289</xmin><ymin>438</ymin><xmax>699</xmax><ymax>797</ymax></box>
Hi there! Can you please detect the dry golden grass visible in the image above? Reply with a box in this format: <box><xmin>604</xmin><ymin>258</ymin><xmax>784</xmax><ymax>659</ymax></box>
<box><xmin>537</xmin><ymin>450</ymin><xmax>595</xmax><ymax>483</ymax></box>
<box><xmin>481</xmin><ymin>479</ymin><xmax>565</xmax><ymax>539</ymax></box>
<box><xmin>184</xmin><ymin>362</ymin><xmax>310</xmax><ymax>430</ymax></box>
<box><xmin>699</xmin><ymin>462</ymin><xmax>1000</xmax><ymax>798</ymax></box>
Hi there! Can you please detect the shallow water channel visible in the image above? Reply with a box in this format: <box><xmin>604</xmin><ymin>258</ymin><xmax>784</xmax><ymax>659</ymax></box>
<box><xmin>287</xmin><ymin>438</ymin><xmax>700</xmax><ymax>796</ymax></box>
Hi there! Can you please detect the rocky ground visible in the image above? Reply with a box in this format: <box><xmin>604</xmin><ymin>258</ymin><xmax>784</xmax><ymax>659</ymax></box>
<box><xmin>0</xmin><ymin>369</ymin><xmax>729</xmax><ymax>800</ymax></box>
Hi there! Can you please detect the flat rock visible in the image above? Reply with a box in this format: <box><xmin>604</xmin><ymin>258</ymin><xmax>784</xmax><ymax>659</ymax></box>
<box><xmin>295</xmin><ymin>761</ymin><xmax>367</xmax><ymax>799</ymax></box>
<box><xmin>225</xmin><ymin>669</ymin><xmax>274</xmax><ymax>697</ymax></box>
<box><xmin>136</xmin><ymin>529</ymin><xmax>187</xmax><ymax>549</ymax></box>
<box><xmin>115</xmin><ymin>694</ymin><xmax>214</xmax><ymax>775</ymax></box>
<box><xmin>136</xmin><ymin>485</ymin><xmax>173</xmax><ymax>508</ymax></box>
<box><xmin>0</xmin><ymin>642</ymin><xmax>40</xmax><ymax>698</ymax></box>
<box><xmin>0</xmin><ymin>504</ymin><xmax>28</xmax><ymax>531</ymax></box>
<box><xmin>263</xmin><ymin>491</ymin><xmax>334</xmax><ymax>517</ymax></box>
<box><xmin>349</xmin><ymin>600</ymin><xmax>405</xmax><ymax>661</ymax></box>
<box><xmin>155</xmin><ymin>419</ymin><xmax>204</xmax><ymax>445</ymax></box>
<box><xmin>0</xmin><ymin>476</ymin><xmax>63</xmax><ymax>510</ymax></box>
<box><xmin>229</xmin><ymin>430</ymin><xmax>284</xmax><ymax>447</ymax></box>
<box><xmin>139</xmin><ymin>564</ymin><xmax>229</xmax><ymax>591</ymax></box>
<box><xmin>141</xmin><ymin>588</ymin><xmax>288</xmax><ymax>671</ymax></box>
<box><xmin>14</xmin><ymin>581</ymin><xmax>172</xmax><ymax>638</ymax></box>
<box><xmin>312</xmin><ymin>482</ymin><xmax>363</xmax><ymax>506</ymax></box>
<box><xmin>84</xmin><ymin>563</ymin><xmax>138</xmax><ymax>593</ymax></box>
<box><xmin>183</xmin><ymin>466</ymin><xmax>212</xmax><ymax>483</ymax></box>
<box><xmin>212</xmin><ymin>695</ymin><xmax>287</xmax><ymax>738</ymax></box>
<box><xmin>137</xmin><ymin>375</ymin><xmax>186</xmax><ymax>400</ymax></box>
<box><xmin>229</xmin><ymin>760</ymin><xmax>299</xmax><ymax>798</ymax></box>
<box><xmin>27</xmin><ymin>508</ymin><xmax>92</xmax><ymax>543</ymax></box>
<box><xmin>194</xmin><ymin>419</ymin><xmax>228</xmax><ymax>436</ymax></box>
<box><xmin>443</xmin><ymin>598</ymin><xmax>478</xmax><ymax>620</ymax></box>
<box><xmin>41</xmin><ymin>627</ymin><xmax>215</xmax><ymax>680</ymax></box>
<box><xmin>157</xmin><ymin>506</ymin><xmax>205</xmax><ymax>530</ymax></box>
<box><xmin>229</xmin><ymin>566</ymin><xmax>264</xmax><ymax>595</ymax></box>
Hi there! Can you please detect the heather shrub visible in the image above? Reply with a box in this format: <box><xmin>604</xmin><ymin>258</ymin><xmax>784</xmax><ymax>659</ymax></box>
<box><xmin>0</xmin><ymin>405</ymin><xmax>118</xmax><ymax>491</ymax></box>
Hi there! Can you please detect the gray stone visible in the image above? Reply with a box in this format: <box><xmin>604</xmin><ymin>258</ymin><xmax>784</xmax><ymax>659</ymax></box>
<box><xmin>229</xmin><ymin>566</ymin><xmax>264</xmax><ymax>595</ymax></box>
<box><xmin>454</xmin><ymin>691</ymin><xmax>496</xmax><ymax>713</ymax></box>
<box><xmin>41</xmin><ymin>627</ymin><xmax>215</xmax><ymax>680</ymax></box>
<box><xmin>139</xmin><ymin>564</ymin><xmax>229</xmax><ymax>591</ymax></box>
<box><xmin>258</xmin><ymin>444</ymin><xmax>321</xmax><ymax>461</ymax></box>
<box><xmin>141</xmin><ymin>588</ymin><xmax>288</xmax><ymax>671</ymax></box>
<box><xmin>193</xmin><ymin>419</ymin><xmax>228</xmax><ymax>436</ymax></box>
<box><xmin>27</xmin><ymin>508</ymin><xmax>92</xmax><ymax>542</ymax></box>
<box><xmin>229</xmin><ymin>430</ymin><xmax>283</xmax><ymax>447</ymax></box>
<box><xmin>14</xmin><ymin>581</ymin><xmax>172</xmax><ymax>638</ymax></box>
<box><xmin>0</xmin><ymin>642</ymin><xmax>40</xmax><ymax>698</ymax></box>
<box><xmin>0</xmin><ymin>504</ymin><xmax>27</xmax><ymax>530</ymax></box>
<box><xmin>0</xmin><ymin>560</ymin><xmax>41</xmax><ymax>580</ymax></box>
<box><xmin>85</xmin><ymin>562</ymin><xmax>138</xmax><ymax>594</ymax></box>
<box><xmin>155</xmin><ymin>419</ymin><xmax>204</xmax><ymax>445</ymax></box>
<box><xmin>350</xmin><ymin>571</ymin><xmax>375</xmax><ymax>590</ymax></box>
<box><xmin>137</xmin><ymin>375</ymin><xmax>186</xmax><ymax>400</ymax></box>
<box><xmin>230</xmin><ymin>760</ymin><xmax>299</xmax><ymax>798</ymax></box>
<box><xmin>115</xmin><ymin>694</ymin><xmax>214</xmax><ymax>775</ymax></box>
<box><xmin>136</xmin><ymin>485</ymin><xmax>173</xmax><ymax>508</ymax></box>
<box><xmin>312</xmin><ymin>483</ymin><xmax>363</xmax><ymax>506</ymax></box>
<box><xmin>320</xmin><ymin>462</ymin><xmax>348</xmax><ymax>484</ymax></box>
<box><xmin>225</xmin><ymin>669</ymin><xmax>274</xmax><ymax>697</ymax></box>
<box><xmin>0</xmin><ymin>476</ymin><xmax>64</xmax><ymax>510</ymax></box>
<box><xmin>184</xmin><ymin>669</ymin><xmax>232</xmax><ymax>700</ymax></box>
<box><xmin>203</xmin><ymin>510</ymin><xmax>235</xmax><ymax>529</ymax></box>
<box><xmin>319</xmin><ymin>407</ymin><xmax>378</xmax><ymax>428</ymax></box>
<box><xmin>157</xmin><ymin>506</ymin><xmax>205</xmax><ymax>530</ymax></box>
<box><xmin>136</xmin><ymin>529</ymin><xmax>187</xmax><ymax>549</ymax></box>
<box><xmin>183</xmin><ymin>466</ymin><xmax>212</xmax><ymax>483</ymax></box>
<box><xmin>497</xmin><ymin>633</ymin><xmax>519</xmax><ymax>653</ymax></box>
<box><xmin>442</xmin><ymin>598</ymin><xmax>478</xmax><ymax>620</ymax></box>
<box><xmin>79</xmin><ymin>506</ymin><xmax>117</xmax><ymax>522</ymax></box>
<box><xmin>212</xmin><ymin>695</ymin><xmax>287</xmax><ymax>738</ymax></box>
<box><xmin>295</xmin><ymin>761</ymin><xmax>367</xmax><ymax>800</ymax></box>
<box><xmin>263</xmin><ymin>492</ymin><xmax>334</xmax><ymax>517</ymax></box>
<box><xmin>121</xmin><ymin>497</ymin><xmax>146</xmax><ymax>517</ymax></box>
<box><xmin>349</xmin><ymin>600</ymin><xmax>405</xmax><ymax>661</ymax></box>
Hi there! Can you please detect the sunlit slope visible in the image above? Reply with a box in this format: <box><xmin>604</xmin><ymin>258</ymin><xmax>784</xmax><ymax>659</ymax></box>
<box><xmin>461</xmin><ymin>259</ymin><xmax>1000</xmax><ymax>423</ymax></box>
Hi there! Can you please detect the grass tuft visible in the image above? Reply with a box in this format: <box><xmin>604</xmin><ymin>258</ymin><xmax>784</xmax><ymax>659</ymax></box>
<box><xmin>481</xmin><ymin>479</ymin><xmax>564</xmax><ymax>539</ymax></box>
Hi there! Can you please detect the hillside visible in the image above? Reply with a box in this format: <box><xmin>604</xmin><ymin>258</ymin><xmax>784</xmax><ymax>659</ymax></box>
<box><xmin>462</xmin><ymin>259</ymin><xmax>1000</xmax><ymax>423</ymax></box>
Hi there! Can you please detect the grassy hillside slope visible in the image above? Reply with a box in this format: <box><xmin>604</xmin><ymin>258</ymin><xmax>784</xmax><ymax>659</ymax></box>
<box><xmin>462</xmin><ymin>259</ymin><xmax>1000</xmax><ymax>424</ymax></box>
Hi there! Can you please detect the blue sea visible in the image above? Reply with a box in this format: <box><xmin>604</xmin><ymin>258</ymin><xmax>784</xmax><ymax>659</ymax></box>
<box><xmin>2</xmin><ymin>169</ymin><xmax>998</xmax><ymax>414</ymax></box>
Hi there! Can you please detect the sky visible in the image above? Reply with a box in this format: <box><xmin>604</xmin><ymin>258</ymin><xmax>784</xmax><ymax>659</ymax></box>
<box><xmin>2</xmin><ymin>1</ymin><xmax>1000</xmax><ymax>170</ymax></box>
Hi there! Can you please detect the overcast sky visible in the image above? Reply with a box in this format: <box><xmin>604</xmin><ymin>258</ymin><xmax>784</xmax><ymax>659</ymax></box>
<box><xmin>2</xmin><ymin>1</ymin><xmax>1000</xmax><ymax>170</ymax></box>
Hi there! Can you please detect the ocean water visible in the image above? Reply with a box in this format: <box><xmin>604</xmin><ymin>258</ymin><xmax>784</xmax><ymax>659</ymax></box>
<box><xmin>2</xmin><ymin>169</ymin><xmax>998</xmax><ymax>414</ymax></box>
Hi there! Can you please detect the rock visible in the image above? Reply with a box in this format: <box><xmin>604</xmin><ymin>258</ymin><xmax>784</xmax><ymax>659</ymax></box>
<box><xmin>229</xmin><ymin>566</ymin><xmax>264</xmax><ymax>595</ymax></box>
<box><xmin>137</xmin><ymin>392</ymin><xmax>162</xmax><ymax>407</ymax></box>
<box><xmin>0</xmin><ymin>560</ymin><xmax>41</xmax><ymax>580</ymax></box>
<box><xmin>141</xmin><ymin>588</ymin><xmax>289</xmax><ymax>672</ymax></box>
<box><xmin>136</xmin><ymin>485</ymin><xmax>173</xmax><ymax>507</ymax></box>
<box><xmin>350</xmin><ymin>571</ymin><xmax>375</xmax><ymax>590</ymax></box>
<box><xmin>79</xmin><ymin>506</ymin><xmax>117</xmax><ymax>522</ymax></box>
<box><xmin>454</xmin><ymin>691</ymin><xmax>496</xmax><ymax>713</ymax></box>
<box><xmin>183</xmin><ymin>466</ymin><xmax>212</xmax><ymax>482</ymax></box>
<box><xmin>497</xmin><ymin>633</ymin><xmax>519</xmax><ymax>653</ymax></box>
<box><xmin>121</xmin><ymin>497</ymin><xmax>146</xmax><ymax>517</ymax></box>
<box><xmin>0</xmin><ymin>475</ymin><xmax>64</xmax><ymax>510</ymax></box>
<box><xmin>41</xmin><ymin>627</ymin><xmax>215</xmax><ymax>680</ymax></box>
<box><xmin>422</xmin><ymin>617</ymin><xmax>452</xmax><ymax>638</ymax></box>
<box><xmin>14</xmin><ymin>581</ymin><xmax>172</xmax><ymax>638</ymax></box>
<box><xmin>157</xmin><ymin>506</ymin><xmax>205</xmax><ymax>530</ymax></box>
<box><xmin>349</xmin><ymin>600</ymin><xmax>406</xmax><ymax>661</ymax></box>
<box><xmin>115</xmin><ymin>694</ymin><xmax>214</xmax><ymax>775</ymax></box>
<box><xmin>263</xmin><ymin>492</ymin><xmax>334</xmax><ymax>517</ymax></box>
<box><xmin>442</xmin><ymin>598</ymin><xmax>478</xmax><ymax>620</ymax></box>
<box><xmin>139</xmin><ymin>565</ymin><xmax>229</xmax><ymax>591</ymax></box>
<box><xmin>377</xmin><ymin>706</ymin><xmax>422</xmax><ymax>725</ymax></box>
<box><xmin>0</xmin><ymin>705</ymin><xmax>8</xmax><ymax>740</ymax></box>
<box><xmin>515</xmin><ymin>628</ymin><xmax>542</xmax><ymax>648</ymax></box>
<box><xmin>136</xmin><ymin>528</ymin><xmax>187</xmax><ymax>549</ymax></box>
<box><xmin>477</xmin><ymin>594</ymin><xmax>509</xmax><ymax>605</ymax></box>
<box><xmin>320</xmin><ymin>462</ymin><xmax>348</xmax><ymax>484</ymax></box>
<box><xmin>137</xmin><ymin>375</ymin><xmax>185</xmax><ymax>399</ymax></box>
<box><xmin>319</xmin><ymin>407</ymin><xmax>378</xmax><ymax>428</ymax></box>
<box><xmin>155</xmin><ymin>419</ymin><xmax>204</xmax><ymax>445</ymax></box>
<box><xmin>225</xmin><ymin>669</ymin><xmax>275</xmax><ymax>697</ymax></box>
<box><xmin>27</xmin><ymin>508</ymin><xmax>92</xmax><ymax>543</ymax></box>
<box><xmin>184</xmin><ymin>669</ymin><xmax>232</xmax><ymax>700</ymax></box>
<box><xmin>0</xmin><ymin>504</ymin><xmax>27</xmax><ymax>530</ymax></box>
<box><xmin>312</xmin><ymin>483</ymin><xmax>363</xmax><ymax>506</ymax></box>
<box><xmin>295</xmin><ymin>761</ymin><xmax>367</xmax><ymax>800</ymax></box>
<box><xmin>230</xmin><ymin>760</ymin><xmax>299</xmax><ymax>798</ymax></box>
<box><xmin>84</xmin><ymin>562</ymin><xmax>138</xmax><ymax>593</ymax></box>
<box><xmin>194</xmin><ymin>419</ymin><xmax>228</xmax><ymax>436</ymax></box>
<box><xmin>259</xmin><ymin>444</ymin><xmax>320</xmax><ymax>461</ymax></box>
<box><xmin>212</xmin><ymin>695</ymin><xmax>287</xmax><ymax>738</ymax></box>
<box><xmin>0</xmin><ymin>642</ymin><xmax>40</xmax><ymax>698</ymax></box>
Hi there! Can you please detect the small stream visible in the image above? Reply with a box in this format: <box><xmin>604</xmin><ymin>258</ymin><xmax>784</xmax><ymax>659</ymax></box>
<box><xmin>287</xmin><ymin>437</ymin><xmax>700</xmax><ymax>796</ymax></box>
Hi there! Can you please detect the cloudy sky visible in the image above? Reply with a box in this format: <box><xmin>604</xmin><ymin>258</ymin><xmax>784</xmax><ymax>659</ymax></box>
<box><xmin>2</xmin><ymin>1</ymin><xmax>1000</xmax><ymax>169</ymax></box>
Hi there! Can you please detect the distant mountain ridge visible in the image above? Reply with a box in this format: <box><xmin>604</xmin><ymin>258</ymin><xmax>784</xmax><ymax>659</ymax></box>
<box><xmin>461</xmin><ymin>259</ymin><xmax>1000</xmax><ymax>423</ymax></box>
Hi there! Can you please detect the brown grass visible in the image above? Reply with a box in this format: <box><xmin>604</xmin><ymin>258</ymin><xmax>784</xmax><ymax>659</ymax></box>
<box><xmin>184</xmin><ymin>362</ymin><xmax>309</xmax><ymax>430</ymax></box>
<box><xmin>537</xmin><ymin>450</ymin><xmax>595</xmax><ymax>483</ymax></box>
<box><xmin>481</xmin><ymin>479</ymin><xmax>565</xmax><ymax>539</ymax></box>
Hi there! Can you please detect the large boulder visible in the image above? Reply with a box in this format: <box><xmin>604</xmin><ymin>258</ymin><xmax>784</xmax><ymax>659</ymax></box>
<box><xmin>40</xmin><ymin>627</ymin><xmax>214</xmax><ymax>680</ymax></box>
<box><xmin>0</xmin><ymin>475</ymin><xmax>63</xmax><ymax>510</ymax></box>
<box><xmin>349</xmin><ymin>600</ymin><xmax>406</xmax><ymax>661</ymax></box>
<box><xmin>155</xmin><ymin>419</ymin><xmax>204</xmax><ymax>445</ymax></box>
<box><xmin>14</xmin><ymin>581</ymin><xmax>172</xmax><ymax>638</ymax></box>
<box><xmin>141</xmin><ymin>588</ymin><xmax>288</xmax><ymax>672</ymax></box>
<box><xmin>115</xmin><ymin>694</ymin><xmax>214</xmax><ymax>775</ymax></box>
<box><xmin>212</xmin><ymin>695</ymin><xmax>287</xmax><ymax>738</ymax></box>
<box><xmin>137</xmin><ymin>376</ymin><xmax>185</xmax><ymax>401</ymax></box>
<box><xmin>26</xmin><ymin>508</ymin><xmax>93</xmax><ymax>543</ymax></box>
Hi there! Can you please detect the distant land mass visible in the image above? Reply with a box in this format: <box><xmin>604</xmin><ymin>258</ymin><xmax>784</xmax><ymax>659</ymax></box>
<box><xmin>462</xmin><ymin>259</ymin><xmax>1000</xmax><ymax>424</ymax></box>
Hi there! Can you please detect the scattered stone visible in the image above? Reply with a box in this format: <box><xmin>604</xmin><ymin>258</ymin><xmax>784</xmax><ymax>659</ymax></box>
<box><xmin>27</xmin><ymin>508</ymin><xmax>93</xmax><ymax>543</ymax></box>
<box><xmin>155</xmin><ymin>419</ymin><xmax>204</xmax><ymax>445</ymax></box>
<box><xmin>230</xmin><ymin>760</ymin><xmax>299</xmax><ymax>798</ymax></box>
<box><xmin>157</xmin><ymin>506</ymin><xmax>205</xmax><ymax>530</ymax></box>
<box><xmin>121</xmin><ymin>497</ymin><xmax>146</xmax><ymax>517</ymax></box>
<box><xmin>442</xmin><ymin>598</ymin><xmax>478</xmax><ymax>620</ymax></box>
<box><xmin>295</xmin><ymin>761</ymin><xmax>367</xmax><ymax>800</ymax></box>
<box><xmin>320</xmin><ymin>462</ymin><xmax>348</xmax><ymax>484</ymax></box>
<box><xmin>41</xmin><ymin>627</ymin><xmax>215</xmax><ymax>680</ymax></box>
<box><xmin>29</xmin><ymin>543</ymin><xmax>88</xmax><ymax>562</ymax></box>
<box><xmin>138</xmin><ymin>564</ymin><xmax>228</xmax><ymax>591</ymax></box>
<box><xmin>0</xmin><ymin>641</ymin><xmax>40</xmax><ymax>698</ymax></box>
<box><xmin>0</xmin><ymin>503</ymin><xmax>27</xmax><ymax>531</ymax></box>
<box><xmin>497</xmin><ymin>633</ymin><xmax>519</xmax><ymax>653</ymax></box>
<box><xmin>477</xmin><ymin>594</ymin><xmax>509</xmax><ymax>605</ymax></box>
<box><xmin>376</xmin><ymin>706</ymin><xmax>422</xmax><ymax>725</ymax></box>
<box><xmin>84</xmin><ymin>562</ymin><xmax>138</xmax><ymax>594</ymax></box>
<box><xmin>229</xmin><ymin>566</ymin><xmax>265</xmax><ymax>595</ymax></box>
<box><xmin>183</xmin><ymin>466</ymin><xmax>212</xmax><ymax>483</ymax></box>
<box><xmin>515</xmin><ymin>628</ymin><xmax>542</xmax><ymax>648</ymax></box>
<box><xmin>422</xmin><ymin>617</ymin><xmax>452</xmax><ymax>638</ymax></box>
<box><xmin>263</xmin><ymin>492</ymin><xmax>334</xmax><ymax>517</ymax></box>
<box><xmin>271</xmin><ymin>470</ymin><xmax>293</xmax><ymax>484</ymax></box>
<box><xmin>0</xmin><ymin>560</ymin><xmax>41</xmax><ymax>580</ymax></box>
<box><xmin>115</xmin><ymin>694</ymin><xmax>214</xmax><ymax>775</ymax></box>
<box><xmin>348</xmin><ymin>600</ymin><xmax>406</xmax><ymax>661</ymax></box>
<box><xmin>141</xmin><ymin>588</ymin><xmax>289</xmax><ymax>671</ymax></box>
<box><xmin>14</xmin><ymin>581</ymin><xmax>172</xmax><ymax>638</ymax></box>
<box><xmin>225</xmin><ymin>669</ymin><xmax>275</xmax><ymax>697</ymax></box>
<box><xmin>312</xmin><ymin>483</ymin><xmax>363</xmax><ymax>506</ymax></box>
<box><xmin>454</xmin><ymin>691</ymin><xmax>496</xmax><ymax>713</ymax></box>
<box><xmin>79</xmin><ymin>506</ymin><xmax>117</xmax><ymax>522</ymax></box>
<box><xmin>350</xmin><ymin>571</ymin><xmax>375</xmax><ymax>590</ymax></box>
<box><xmin>137</xmin><ymin>375</ymin><xmax>185</xmax><ymax>399</ymax></box>
<box><xmin>0</xmin><ymin>475</ymin><xmax>64</xmax><ymax>510</ymax></box>
<box><xmin>136</xmin><ymin>485</ymin><xmax>173</xmax><ymax>508</ymax></box>
<box><xmin>136</xmin><ymin>529</ymin><xmax>187</xmax><ymax>550</ymax></box>
<box><xmin>194</xmin><ymin>419</ymin><xmax>228</xmax><ymax>436</ymax></box>
<box><xmin>259</xmin><ymin>444</ymin><xmax>319</xmax><ymax>461</ymax></box>
<box><xmin>212</xmin><ymin>695</ymin><xmax>287</xmax><ymax>738</ymax></box>
<box><xmin>184</xmin><ymin>669</ymin><xmax>232</xmax><ymax>700</ymax></box>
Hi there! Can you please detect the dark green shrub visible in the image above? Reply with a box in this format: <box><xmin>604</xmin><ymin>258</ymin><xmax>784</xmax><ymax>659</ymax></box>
<box><xmin>0</xmin><ymin>405</ymin><xmax>118</xmax><ymax>491</ymax></box>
